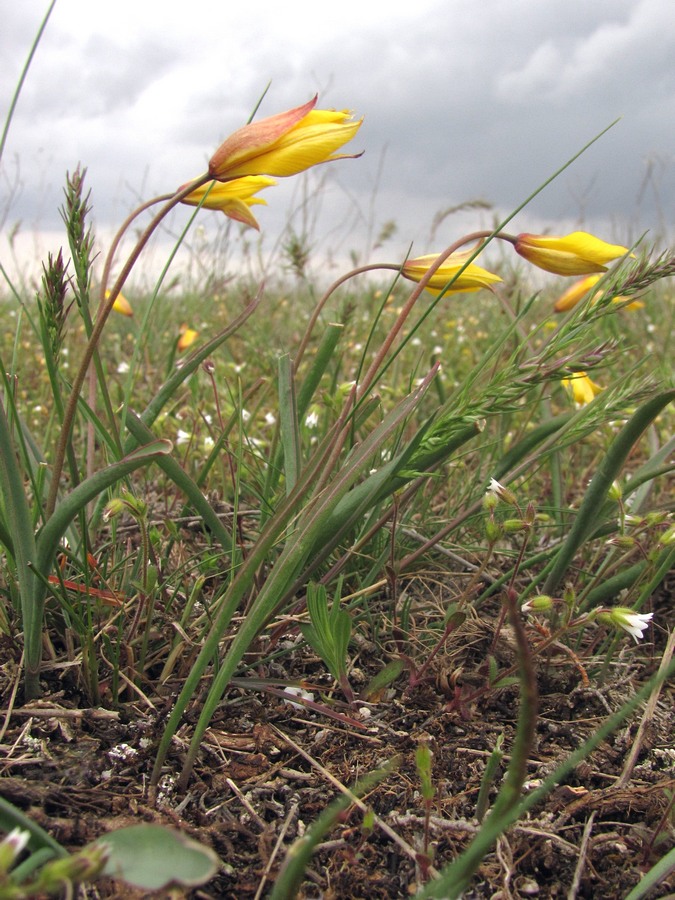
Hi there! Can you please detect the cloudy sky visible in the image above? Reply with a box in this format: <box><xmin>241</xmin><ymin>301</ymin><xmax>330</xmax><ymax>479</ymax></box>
<box><xmin>1</xmin><ymin>0</ymin><xmax>674</xmax><ymax>285</ymax></box>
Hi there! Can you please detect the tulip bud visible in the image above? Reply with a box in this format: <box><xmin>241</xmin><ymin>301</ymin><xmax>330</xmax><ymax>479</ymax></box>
<box><xmin>514</xmin><ymin>231</ymin><xmax>632</xmax><ymax>276</ymax></box>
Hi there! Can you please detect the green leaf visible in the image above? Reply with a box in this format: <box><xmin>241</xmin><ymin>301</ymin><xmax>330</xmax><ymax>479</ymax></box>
<box><xmin>301</xmin><ymin>582</ymin><xmax>351</xmax><ymax>680</ymax></box>
<box><xmin>278</xmin><ymin>354</ymin><xmax>301</xmax><ymax>495</ymax></box>
<box><xmin>542</xmin><ymin>389</ymin><xmax>675</xmax><ymax>596</ymax></box>
<box><xmin>270</xmin><ymin>761</ymin><xmax>396</xmax><ymax>900</ymax></box>
<box><xmin>97</xmin><ymin>825</ymin><xmax>219</xmax><ymax>890</ymax></box>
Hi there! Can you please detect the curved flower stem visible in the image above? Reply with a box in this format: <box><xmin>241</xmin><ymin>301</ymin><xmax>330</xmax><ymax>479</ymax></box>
<box><xmin>85</xmin><ymin>191</ymin><xmax>177</xmax><ymax>496</ymax></box>
<box><xmin>293</xmin><ymin>229</ymin><xmax>514</xmax><ymax>378</ymax></box>
<box><xmin>288</xmin><ymin>230</ymin><xmax>513</xmax><ymax>504</ymax></box>
<box><xmin>355</xmin><ymin>231</ymin><xmax>499</xmax><ymax>402</ymax></box>
<box><xmin>97</xmin><ymin>193</ymin><xmax>176</xmax><ymax>305</ymax></box>
<box><xmin>46</xmin><ymin>174</ymin><xmax>211</xmax><ymax>519</ymax></box>
<box><xmin>292</xmin><ymin>263</ymin><xmax>400</xmax><ymax>374</ymax></box>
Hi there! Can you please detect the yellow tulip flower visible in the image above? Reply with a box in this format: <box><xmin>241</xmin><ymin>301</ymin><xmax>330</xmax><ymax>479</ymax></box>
<box><xmin>554</xmin><ymin>275</ymin><xmax>645</xmax><ymax>312</ymax></box>
<box><xmin>209</xmin><ymin>95</ymin><xmax>363</xmax><ymax>180</ymax></box>
<box><xmin>554</xmin><ymin>275</ymin><xmax>603</xmax><ymax>312</ymax></box>
<box><xmin>177</xmin><ymin>326</ymin><xmax>198</xmax><ymax>352</ymax></box>
<box><xmin>561</xmin><ymin>372</ymin><xmax>603</xmax><ymax>405</ymax></box>
<box><xmin>180</xmin><ymin>175</ymin><xmax>275</xmax><ymax>230</ymax></box>
<box><xmin>106</xmin><ymin>290</ymin><xmax>133</xmax><ymax>317</ymax></box>
<box><xmin>402</xmin><ymin>252</ymin><xmax>502</xmax><ymax>295</ymax></box>
<box><xmin>515</xmin><ymin>231</ymin><xmax>631</xmax><ymax>275</ymax></box>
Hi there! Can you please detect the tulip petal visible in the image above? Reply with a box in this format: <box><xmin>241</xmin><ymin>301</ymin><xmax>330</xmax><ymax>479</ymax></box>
<box><xmin>106</xmin><ymin>290</ymin><xmax>133</xmax><ymax>317</ymax></box>
<box><xmin>403</xmin><ymin>252</ymin><xmax>502</xmax><ymax>294</ymax></box>
<box><xmin>554</xmin><ymin>275</ymin><xmax>602</xmax><ymax>312</ymax></box>
<box><xmin>208</xmin><ymin>97</ymin><xmax>362</xmax><ymax>180</ymax></box>
<box><xmin>516</xmin><ymin>231</ymin><xmax>631</xmax><ymax>276</ymax></box>
<box><xmin>180</xmin><ymin>176</ymin><xmax>274</xmax><ymax>229</ymax></box>
<box><xmin>209</xmin><ymin>97</ymin><xmax>318</xmax><ymax>178</ymax></box>
<box><xmin>561</xmin><ymin>372</ymin><xmax>603</xmax><ymax>405</ymax></box>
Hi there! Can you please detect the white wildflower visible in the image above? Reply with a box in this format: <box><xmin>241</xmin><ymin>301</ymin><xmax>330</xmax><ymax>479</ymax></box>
<box><xmin>611</xmin><ymin>608</ymin><xmax>653</xmax><ymax>644</ymax></box>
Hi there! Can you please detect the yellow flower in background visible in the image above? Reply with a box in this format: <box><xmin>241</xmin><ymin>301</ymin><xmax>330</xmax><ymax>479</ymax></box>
<box><xmin>561</xmin><ymin>371</ymin><xmax>603</xmax><ymax>405</ymax></box>
<box><xmin>106</xmin><ymin>290</ymin><xmax>133</xmax><ymax>317</ymax></box>
<box><xmin>554</xmin><ymin>274</ymin><xmax>645</xmax><ymax>312</ymax></box>
<box><xmin>402</xmin><ymin>252</ymin><xmax>502</xmax><ymax>295</ymax></box>
<box><xmin>180</xmin><ymin>175</ymin><xmax>275</xmax><ymax>230</ymax></box>
<box><xmin>177</xmin><ymin>325</ymin><xmax>198</xmax><ymax>352</ymax></box>
<box><xmin>209</xmin><ymin>95</ymin><xmax>363</xmax><ymax>180</ymax></box>
<box><xmin>515</xmin><ymin>231</ymin><xmax>631</xmax><ymax>275</ymax></box>
<box><xmin>554</xmin><ymin>275</ymin><xmax>603</xmax><ymax>312</ymax></box>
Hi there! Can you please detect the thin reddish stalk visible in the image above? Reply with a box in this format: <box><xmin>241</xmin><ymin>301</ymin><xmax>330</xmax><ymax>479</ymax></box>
<box><xmin>46</xmin><ymin>175</ymin><xmax>210</xmax><ymax>518</ymax></box>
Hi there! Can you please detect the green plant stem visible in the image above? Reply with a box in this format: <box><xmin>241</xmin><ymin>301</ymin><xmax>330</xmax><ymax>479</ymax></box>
<box><xmin>0</xmin><ymin>1</ymin><xmax>56</xmax><ymax>166</ymax></box>
<box><xmin>418</xmin><ymin>653</ymin><xmax>675</xmax><ymax>898</ymax></box>
<box><xmin>542</xmin><ymin>389</ymin><xmax>675</xmax><ymax>596</ymax></box>
<box><xmin>151</xmin><ymin>369</ymin><xmax>438</xmax><ymax>791</ymax></box>
<box><xmin>269</xmin><ymin>762</ymin><xmax>395</xmax><ymax>900</ymax></box>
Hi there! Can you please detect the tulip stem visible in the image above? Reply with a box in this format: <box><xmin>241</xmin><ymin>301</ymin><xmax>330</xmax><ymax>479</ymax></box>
<box><xmin>356</xmin><ymin>232</ymin><xmax>497</xmax><ymax>401</ymax></box>
<box><xmin>294</xmin><ymin>230</ymin><xmax>510</xmax><ymax>389</ymax></box>
<box><xmin>293</xmin><ymin>263</ymin><xmax>397</xmax><ymax>373</ymax></box>
<box><xmin>45</xmin><ymin>174</ymin><xmax>211</xmax><ymax>519</ymax></box>
<box><xmin>98</xmin><ymin>193</ymin><xmax>175</xmax><ymax>307</ymax></box>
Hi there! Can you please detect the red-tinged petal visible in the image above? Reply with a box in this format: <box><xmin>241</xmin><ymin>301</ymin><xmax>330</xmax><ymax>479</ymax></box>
<box><xmin>209</xmin><ymin>96</ymin><xmax>318</xmax><ymax>178</ymax></box>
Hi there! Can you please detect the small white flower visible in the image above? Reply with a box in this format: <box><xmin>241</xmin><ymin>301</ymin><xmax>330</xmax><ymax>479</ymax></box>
<box><xmin>0</xmin><ymin>827</ymin><xmax>30</xmax><ymax>861</ymax></box>
<box><xmin>487</xmin><ymin>478</ymin><xmax>515</xmax><ymax>502</ymax></box>
<box><xmin>176</xmin><ymin>429</ymin><xmax>191</xmax><ymax>446</ymax></box>
<box><xmin>117</xmin><ymin>361</ymin><xmax>130</xmax><ymax>374</ymax></box>
<box><xmin>283</xmin><ymin>687</ymin><xmax>314</xmax><ymax>709</ymax></box>
<box><xmin>108</xmin><ymin>742</ymin><xmax>138</xmax><ymax>762</ymax></box>
<box><xmin>305</xmin><ymin>410</ymin><xmax>319</xmax><ymax>429</ymax></box>
<box><xmin>265</xmin><ymin>411</ymin><xmax>276</xmax><ymax>425</ymax></box>
<box><xmin>488</xmin><ymin>477</ymin><xmax>504</xmax><ymax>494</ymax></box>
<box><xmin>612</xmin><ymin>608</ymin><xmax>653</xmax><ymax>644</ymax></box>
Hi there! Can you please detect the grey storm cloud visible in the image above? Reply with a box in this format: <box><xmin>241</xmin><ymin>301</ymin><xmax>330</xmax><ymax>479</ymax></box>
<box><xmin>1</xmin><ymin>0</ymin><xmax>673</xmax><ymax>276</ymax></box>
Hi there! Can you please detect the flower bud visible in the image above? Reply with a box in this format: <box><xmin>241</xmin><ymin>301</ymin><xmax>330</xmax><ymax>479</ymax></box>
<box><xmin>485</xmin><ymin>520</ymin><xmax>503</xmax><ymax>543</ymax></box>
<box><xmin>521</xmin><ymin>595</ymin><xmax>553</xmax><ymax>613</ymax></box>
<box><xmin>487</xmin><ymin>478</ymin><xmax>517</xmax><ymax>506</ymax></box>
<box><xmin>608</xmin><ymin>481</ymin><xmax>622</xmax><ymax>501</ymax></box>
<box><xmin>503</xmin><ymin>518</ymin><xmax>529</xmax><ymax>534</ymax></box>
<box><xmin>606</xmin><ymin>535</ymin><xmax>636</xmax><ymax>550</ymax></box>
<box><xmin>103</xmin><ymin>497</ymin><xmax>126</xmax><ymax>521</ymax></box>
<box><xmin>0</xmin><ymin>828</ymin><xmax>30</xmax><ymax>874</ymax></box>
<box><xmin>514</xmin><ymin>231</ymin><xmax>632</xmax><ymax>276</ymax></box>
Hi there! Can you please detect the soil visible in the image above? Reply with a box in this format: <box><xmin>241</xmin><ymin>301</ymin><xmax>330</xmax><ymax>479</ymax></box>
<box><xmin>1</xmin><ymin>580</ymin><xmax>674</xmax><ymax>900</ymax></box>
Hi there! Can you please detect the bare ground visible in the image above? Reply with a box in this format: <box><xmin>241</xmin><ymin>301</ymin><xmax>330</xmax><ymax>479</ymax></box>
<box><xmin>1</xmin><ymin>578</ymin><xmax>674</xmax><ymax>899</ymax></box>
